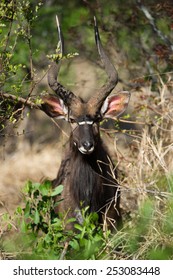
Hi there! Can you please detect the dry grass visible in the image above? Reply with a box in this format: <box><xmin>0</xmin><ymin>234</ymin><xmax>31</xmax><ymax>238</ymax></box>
<box><xmin>116</xmin><ymin>75</ymin><xmax>173</xmax><ymax>197</ymax></box>
<box><xmin>111</xmin><ymin>75</ymin><xmax>173</xmax><ymax>259</ymax></box>
<box><xmin>0</xmin><ymin>72</ymin><xmax>173</xmax><ymax>259</ymax></box>
<box><xmin>0</xmin><ymin>135</ymin><xmax>65</xmax><ymax>218</ymax></box>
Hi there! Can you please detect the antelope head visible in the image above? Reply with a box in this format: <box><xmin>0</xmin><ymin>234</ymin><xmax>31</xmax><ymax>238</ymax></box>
<box><xmin>42</xmin><ymin>16</ymin><xmax>130</xmax><ymax>155</ymax></box>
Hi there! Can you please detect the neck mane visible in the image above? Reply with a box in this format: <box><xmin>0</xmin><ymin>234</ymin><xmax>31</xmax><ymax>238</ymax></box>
<box><xmin>69</xmin><ymin>137</ymin><xmax>115</xmax><ymax>212</ymax></box>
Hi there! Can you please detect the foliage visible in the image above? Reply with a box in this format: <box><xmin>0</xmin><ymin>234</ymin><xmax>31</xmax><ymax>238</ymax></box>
<box><xmin>1</xmin><ymin>0</ymin><xmax>173</xmax><ymax>128</ymax></box>
<box><xmin>108</xmin><ymin>184</ymin><xmax>173</xmax><ymax>260</ymax></box>
<box><xmin>1</xmin><ymin>174</ymin><xmax>173</xmax><ymax>260</ymax></box>
<box><xmin>1</xmin><ymin>181</ymin><xmax>110</xmax><ymax>260</ymax></box>
<box><xmin>1</xmin><ymin>0</ymin><xmax>173</xmax><ymax>261</ymax></box>
<box><xmin>0</xmin><ymin>0</ymin><xmax>43</xmax><ymax>128</ymax></box>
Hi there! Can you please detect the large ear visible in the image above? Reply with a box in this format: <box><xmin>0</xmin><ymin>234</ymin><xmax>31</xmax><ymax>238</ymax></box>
<box><xmin>101</xmin><ymin>91</ymin><xmax>130</xmax><ymax>119</ymax></box>
<box><xmin>41</xmin><ymin>95</ymin><xmax>68</xmax><ymax>119</ymax></box>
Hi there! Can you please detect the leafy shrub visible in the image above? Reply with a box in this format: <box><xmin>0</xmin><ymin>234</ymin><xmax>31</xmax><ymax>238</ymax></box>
<box><xmin>1</xmin><ymin>175</ymin><xmax>173</xmax><ymax>260</ymax></box>
<box><xmin>1</xmin><ymin>180</ymin><xmax>111</xmax><ymax>260</ymax></box>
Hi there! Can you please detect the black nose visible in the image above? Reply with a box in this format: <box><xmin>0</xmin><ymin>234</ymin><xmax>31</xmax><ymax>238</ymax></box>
<box><xmin>83</xmin><ymin>141</ymin><xmax>94</xmax><ymax>151</ymax></box>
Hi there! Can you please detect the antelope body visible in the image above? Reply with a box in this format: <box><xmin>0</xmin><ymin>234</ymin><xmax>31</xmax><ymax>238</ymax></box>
<box><xmin>42</xmin><ymin>17</ymin><xmax>130</xmax><ymax>230</ymax></box>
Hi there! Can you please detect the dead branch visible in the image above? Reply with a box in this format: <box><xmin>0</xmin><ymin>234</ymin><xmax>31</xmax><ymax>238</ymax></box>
<box><xmin>0</xmin><ymin>91</ymin><xmax>42</xmax><ymax>111</ymax></box>
<box><xmin>137</xmin><ymin>0</ymin><xmax>173</xmax><ymax>51</ymax></box>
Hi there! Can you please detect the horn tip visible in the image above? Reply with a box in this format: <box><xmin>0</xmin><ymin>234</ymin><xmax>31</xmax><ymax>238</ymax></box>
<box><xmin>56</xmin><ymin>15</ymin><xmax>60</xmax><ymax>27</ymax></box>
<box><xmin>94</xmin><ymin>16</ymin><xmax>97</xmax><ymax>27</ymax></box>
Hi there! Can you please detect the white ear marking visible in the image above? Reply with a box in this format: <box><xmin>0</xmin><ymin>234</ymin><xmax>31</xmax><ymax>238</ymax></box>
<box><xmin>42</xmin><ymin>95</ymin><xmax>69</xmax><ymax>119</ymax></box>
<box><xmin>54</xmin><ymin>98</ymin><xmax>68</xmax><ymax>120</ymax></box>
<box><xmin>100</xmin><ymin>91</ymin><xmax>130</xmax><ymax>119</ymax></box>
<box><xmin>100</xmin><ymin>98</ymin><xmax>108</xmax><ymax>115</ymax></box>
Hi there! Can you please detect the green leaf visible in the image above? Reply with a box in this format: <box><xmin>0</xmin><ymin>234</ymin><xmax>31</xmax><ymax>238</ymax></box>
<box><xmin>21</xmin><ymin>220</ymin><xmax>27</xmax><ymax>233</ymax></box>
<box><xmin>39</xmin><ymin>183</ymin><xmax>50</xmax><ymax>196</ymax></box>
<box><xmin>24</xmin><ymin>202</ymin><xmax>31</xmax><ymax>218</ymax></box>
<box><xmin>51</xmin><ymin>185</ymin><xmax>64</xmax><ymax>197</ymax></box>
<box><xmin>74</xmin><ymin>223</ymin><xmax>83</xmax><ymax>231</ymax></box>
<box><xmin>69</xmin><ymin>239</ymin><xmax>80</xmax><ymax>251</ymax></box>
<box><xmin>34</xmin><ymin>209</ymin><xmax>40</xmax><ymax>224</ymax></box>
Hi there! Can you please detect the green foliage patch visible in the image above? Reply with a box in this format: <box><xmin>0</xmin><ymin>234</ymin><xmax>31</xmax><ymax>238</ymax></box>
<box><xmin>1</xmin><ymin>175</ymin><xmax>173</xmax><ymax>260</ymax></box>
<box><xmin>1</xmin><ymin>181</ymin><xmax>111</xmax><ymax>260</ymax></box>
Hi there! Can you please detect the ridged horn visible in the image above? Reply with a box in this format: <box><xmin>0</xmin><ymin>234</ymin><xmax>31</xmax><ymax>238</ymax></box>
<box><xmin>88</xmin><ymin>16</ymin><xmax>119</xmax><ymax>111</ymax></box>
<box><xmin>47</xmin><ymin>16</ymin><xmax>79</xmax><ymax>108</ymax></box>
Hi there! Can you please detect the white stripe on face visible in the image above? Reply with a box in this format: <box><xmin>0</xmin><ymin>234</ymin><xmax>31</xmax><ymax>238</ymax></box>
<box><xmin>78</xmin><ymin>120</ymin><xmax>93</xmax><ymax>126</ymax></box>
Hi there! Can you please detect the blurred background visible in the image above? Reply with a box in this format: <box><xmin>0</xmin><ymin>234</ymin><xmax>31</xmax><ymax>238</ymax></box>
<box><xmin>0</xmin><ymin>0</ymin><xmax>173</xmax><ymax>217</ymax></box>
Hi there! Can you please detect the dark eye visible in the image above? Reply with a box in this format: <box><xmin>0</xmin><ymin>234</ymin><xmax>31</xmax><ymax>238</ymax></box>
<box><xmin>69</xmin><ymin>118</ymin><xmax>76</xmax><ymax>124</ymax></box>
<box><xmin>94</xmin><ymin>115</ymin><xmax>102</xmax><ymax>123</ymax></box>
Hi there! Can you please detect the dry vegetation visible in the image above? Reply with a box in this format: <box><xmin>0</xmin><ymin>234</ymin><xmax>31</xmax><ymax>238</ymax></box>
<box><xmin>0</xmin><ymin>59</ymin><xmax>173</xmax><ymax>259</ymax></box>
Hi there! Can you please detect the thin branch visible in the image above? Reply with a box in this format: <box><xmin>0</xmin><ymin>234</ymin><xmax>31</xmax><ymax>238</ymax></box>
<box><xmin>59</xmin><ymin>242</ymin><xmax>69</xmax><ymax>260</ymax></box>
<box><xmin>0</xmin><ymin>91</ymin><xmax>42</xmax><ymax>111</ymax></box>
<box><xmin>3</xmin><ymin>0</ymin><xmax>15</xmax><ymax>53</ymax></box>
<box><xmin>137</xmin><ymin>0</ymin><xmax>173</xmax><ymax>51</ymax></box>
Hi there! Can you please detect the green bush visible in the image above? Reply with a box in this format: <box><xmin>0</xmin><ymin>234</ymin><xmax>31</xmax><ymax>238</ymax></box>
<box><xmin>1</xmin><ymin>180</ymin><xmax>111</xmax><ymax>260</ymax></box>
<box><xmin>1</xmin><ymin>175</ymin><xmax>173</xmax><ymax>260</ymax></box>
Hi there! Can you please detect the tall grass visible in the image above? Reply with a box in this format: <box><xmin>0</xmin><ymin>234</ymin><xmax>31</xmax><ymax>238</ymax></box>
<box><xmin>0</xmin><ymin>76</ymin><xmax>173</xmax><ymax>259</ymax></box>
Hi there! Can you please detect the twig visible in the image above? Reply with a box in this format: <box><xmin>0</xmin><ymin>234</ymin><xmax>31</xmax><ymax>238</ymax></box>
<box><xmin>51</xmin><ymin>118</ymin><xmax>69</xmax><ymax>139</ymax></box>
<box><xmin>137</xmin><ymin>0</ymin><xmax>173</xmax><ymax>51</ymax></box>
<box><xmin>59</xmin><ymin>241</ymin><xmax>69</xmax><ymax>260</ymax></box>
<box><xmin>0</xmin><ymin>91</ymin><xmax>42</xmax><ymax>111</ymax></box>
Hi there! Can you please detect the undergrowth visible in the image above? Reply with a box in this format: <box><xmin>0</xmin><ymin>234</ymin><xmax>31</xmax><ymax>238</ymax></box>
<box><xmin>0</xmin><ymin>0</ymin><xmax>173</xmax><ymax>261</ymax></box>
<box><xmin>0</xmin><ymin>181</ymin><xmax>110</xmax><ymax>260</ymax></box>
<box><xmin>1</xmin><ymin>174</ymin><xmax>173</xmax><ymax>260</ymax></box>
<box><xmin>1</xmin><ymin>76</ymin><xmax>173</xmax><ymax>260</ymax></box>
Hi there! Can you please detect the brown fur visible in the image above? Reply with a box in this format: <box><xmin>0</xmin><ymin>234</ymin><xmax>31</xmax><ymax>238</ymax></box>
<box><xmin>52</xmin><ymin>133</ymin><xmax>122</xmax><ymax>230</ymax></box>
